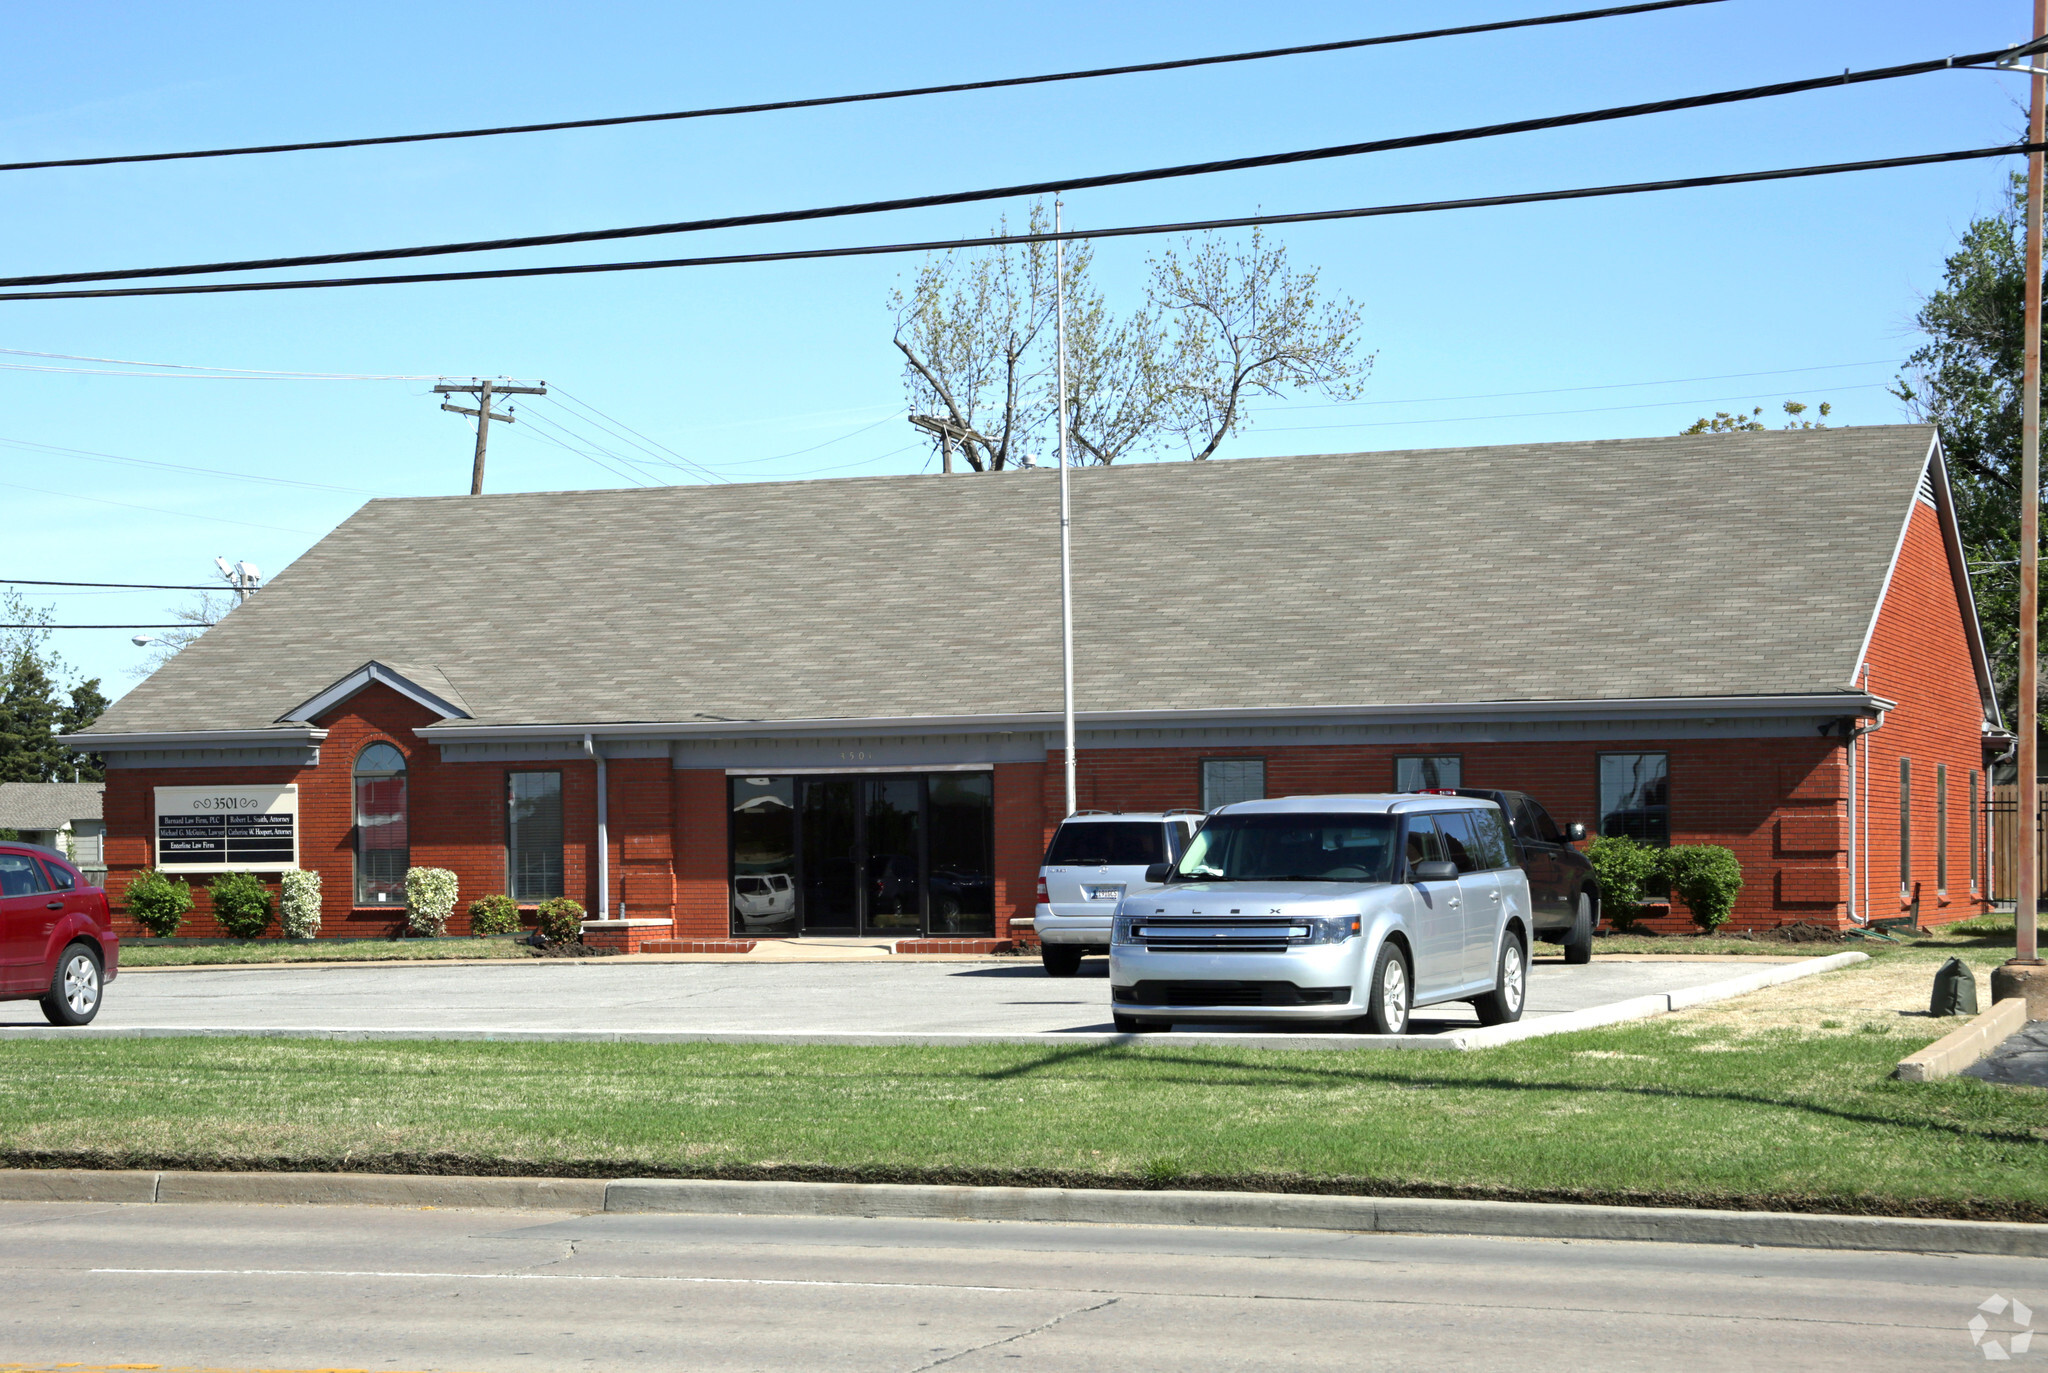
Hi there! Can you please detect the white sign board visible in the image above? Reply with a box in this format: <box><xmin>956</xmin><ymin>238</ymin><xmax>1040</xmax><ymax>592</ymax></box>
<box><xmin>154</xmin><ymin>784</ymin><xmax>300</xmax><ymax>873</ymax></box>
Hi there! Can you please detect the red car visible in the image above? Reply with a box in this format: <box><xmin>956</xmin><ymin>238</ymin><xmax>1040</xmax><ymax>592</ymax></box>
<box><xmin>0</xmin><ymin>840</ymin><xmax>118</xmax><ymax>1025</ymax></box>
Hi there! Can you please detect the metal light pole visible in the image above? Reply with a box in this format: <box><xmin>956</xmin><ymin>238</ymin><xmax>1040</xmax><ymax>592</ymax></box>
<box><xmin>1055</xmin><ymin>197</ymin><xmax>1078</xmax><ymax>819</ymax></box>
<box><xmin>1998</xmin><ymin>0</ymin><xmax>2048</xmax><ymax>1015</ymax></box>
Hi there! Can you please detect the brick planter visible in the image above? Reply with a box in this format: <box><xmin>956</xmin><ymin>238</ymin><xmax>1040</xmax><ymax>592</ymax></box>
<box><xmin>579</xmin><ymin>918</ymin><xmax>676</xmax><ymax>954</ymax></box>
<box><xmin>895</xmin><ymin>938</ymin><xmax>1014</xmax><ymax>955</ymax></box>
<box><xmin>641</xmin><ymin>938</ymin><xmax>758</xmax><ymax>954</ymax></box>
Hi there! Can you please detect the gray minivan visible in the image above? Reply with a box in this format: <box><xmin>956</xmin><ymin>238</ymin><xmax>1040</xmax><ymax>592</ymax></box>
<box><xmin>1035</xmin><ymin>810</ymin><xmax>1203</xmax><ymax>976</ymax></box>
<box><xmin>1108</xmin><ymin>794</ymin><xmax>1532</xmax><ymax>1034</ymax></box>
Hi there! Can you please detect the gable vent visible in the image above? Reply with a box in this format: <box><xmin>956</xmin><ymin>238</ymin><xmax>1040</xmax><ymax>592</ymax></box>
<box><xmin>1917</xmin><ymin>466</ymin><xmax>1937</xmax><ymax>508</ymax></box>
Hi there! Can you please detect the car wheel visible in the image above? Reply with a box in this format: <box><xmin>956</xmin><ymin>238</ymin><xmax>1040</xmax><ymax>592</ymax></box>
<box><xmin>1113</xmin><ymin>1012</ymin><xmax>1167</xmax><ymax>1034</ymax></box>
<box><xmin>1472</xmin><ymin>934</ymin><xmax>1527</xmax><ymax>1026</ymax></box>
<box><xmin>1041</xmin><ymin>946</ymin><xmax>1084</xmax><ymax>977</ymax></box>
<box><xmin>1561</xmin><ymin>894</ymin><xmax>1594</xmax><ymax>966</ymax></box>
<box><xmin>1363</xmin><ymin>943</ymin><xmax>1411</xmax><ymax>1035</ymax></box>
<box><xmin>41</xmin><ymin>944</ymin><xmax>102</xmax><ymax>1027</ymax></box>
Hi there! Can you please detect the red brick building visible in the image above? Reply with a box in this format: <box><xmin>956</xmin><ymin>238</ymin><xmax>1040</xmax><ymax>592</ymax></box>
<box><xmin>73</xmin><ymin>427</ymin><xmax>2003</xmax><ymax>942</ymax></box>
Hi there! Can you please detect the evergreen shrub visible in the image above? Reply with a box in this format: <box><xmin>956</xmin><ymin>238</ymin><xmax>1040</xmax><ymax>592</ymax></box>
<box><xmin>468</xmin><ymin>893</ymin><xmax>521</xmax><ymax>937</ymax></box>
<box><xmin>405</xmin><ymin>867</ymin><xmax>460</xmax><ymax>937</ymax></box>
<box><xmin>125</xmin><ymin>869</ymin><xmax>192</xmax><ymax>937</ymax></box>
<box><xmin>1585</xmin><ymin>835</ymin><xmax>1660</xmax><ymax>932</ymax></box>
<box><xmin>536</xmin><ymin>897</ymin><xmax>584</xmax><ymax>943</ymax></box>
<box><xmin>1663</xmin><ymin>844</ymin><xmax>1745</xmax><ymax>931</ymax></box>
<box><xmin>208</xmin><ymin>871</ymin><xmax>274</xmax><ymax>940</ymax></box>
<box><xmin>280</xmin><ymin>869</ymin><xmax>323</xmax><ymax>940</ymax></box>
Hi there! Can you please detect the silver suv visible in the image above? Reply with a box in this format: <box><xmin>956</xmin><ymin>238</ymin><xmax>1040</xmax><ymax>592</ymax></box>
<box><xmin>1036</xmin><ymin>810</ymin><xmax>1204</xmax><ymax>976</ymax></box>
<box><xmin>1108</xmin><ymin>795</ymin><xmax>1532</xmax><ymax>1034</ymax></box>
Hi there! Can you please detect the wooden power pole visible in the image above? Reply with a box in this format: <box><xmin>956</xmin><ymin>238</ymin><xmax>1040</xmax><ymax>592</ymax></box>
<box><xmin>435</xmin><ymin>378</ymin><xmax>547</xmax><ymax>494</ymax></box>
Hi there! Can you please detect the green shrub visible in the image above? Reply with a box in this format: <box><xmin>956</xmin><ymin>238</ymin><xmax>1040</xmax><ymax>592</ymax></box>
<box><xmin>1663</xmin><ymin>844</ymin><xmax>1744</xmax><ymax>932</ymax></box>
<box><xmin>1586</xmin><ymin>835</ymin><xmax>1660</xmax><ymax>932</ymax></box>
<box><xmin>536</xmin><ymin>897</ymin><xmax>585</xmax><ymax>943</ymax></box>
<box><xmin>125</xmin><ymin>869</ymin><xmax>193</xmax><ymax>937</ymax></box>
<box><xmin>468</xmin><ymin>893</ymin><xmax>521</xmax><ymax>937</ymax></box>
<box><xmin>208</xmin><ymin>871</ymin><xmax>274</xmax><ymax>940</ymax></box>
<box><xmin>405</xmin><ymin>867</ymin><xmax>460</xmax><ymax>937</ymax></box>
<box><xmin>280</xmin><ymin>869</ymin><xmax>323</xmax><ymax>940</ymax></box>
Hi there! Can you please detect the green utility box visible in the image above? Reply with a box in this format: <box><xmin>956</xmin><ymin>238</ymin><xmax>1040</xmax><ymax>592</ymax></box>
<box><xmin>1931</xmin><ymin>956</ymin><xmax>1980</xmax><ymax>1018</ymax></box>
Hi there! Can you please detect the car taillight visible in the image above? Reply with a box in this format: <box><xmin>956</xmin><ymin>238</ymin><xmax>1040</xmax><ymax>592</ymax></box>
<box><xmin>1036</xmin><ymin>875</ymin><xmax>1048</xmax><ymax>901</ymax></box>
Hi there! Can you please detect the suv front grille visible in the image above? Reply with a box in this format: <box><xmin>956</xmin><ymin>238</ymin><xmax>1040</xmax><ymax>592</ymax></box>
<box><xmin>1114</xmin><ymin>981</ymin><xmax>1351</xmax><ymax>1008</ymax></box>
<box><xmin>1133</xmin><ymin>919</ymin><xmax>1308</xmax><ymax>953</ymax></box>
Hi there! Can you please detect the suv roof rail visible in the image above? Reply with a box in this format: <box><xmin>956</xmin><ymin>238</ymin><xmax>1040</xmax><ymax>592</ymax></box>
<box><xmin>1067</xmin><ymin>809</ymin><xmax>1113</xmax><ymax>817</ymax></box>
<box><xmin>1160</xmin><ymin>808</ymin><xmax>1205</xmax><ymax>817</ymax></box>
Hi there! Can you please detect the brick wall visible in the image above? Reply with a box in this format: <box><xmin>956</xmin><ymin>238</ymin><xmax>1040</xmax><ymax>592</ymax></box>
<box><xmin>673</xmin><ymin>768</ymin><xmax>727</xmax><ymax>939</ymax></box>
<box><xmin>1857</xmin><ymin>497</ymin><xmax>1996</xmax><ymax>923</ymax></box>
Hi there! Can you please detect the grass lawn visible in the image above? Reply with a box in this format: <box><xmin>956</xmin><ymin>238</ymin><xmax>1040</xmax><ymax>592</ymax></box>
<box><xmin>3</xmin><ymin>955</ymin><xmax>2044</xmax><ymax>1220</ymax></box>
<box><xmin>1589</xmin><ymin>911</ymin><xmax>2018</xmax><ymax>959</ymax></box>
<box><xmin>121</xmin><ymin>938</ymin><xmax>538</xmax><ymax>967</ymax></box>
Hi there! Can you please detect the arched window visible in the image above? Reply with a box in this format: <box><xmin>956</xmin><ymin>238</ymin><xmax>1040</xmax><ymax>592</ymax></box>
<box><xmin>354</xmin><ymin>742</ymin><xmax>408</xmax><ymax>905</ymax></box>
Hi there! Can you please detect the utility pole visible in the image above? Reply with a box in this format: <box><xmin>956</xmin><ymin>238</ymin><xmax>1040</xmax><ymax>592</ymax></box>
<box><xmin>1054</xmin><ymin>196</ymin><xmax>1077</xmax><ymax>820</ymax></box>
<box><xmin>908</xmin><ymin>413</ymin><xmax>989</xmax><ymax>473</ymax></box>
<box><xmin>1998</xmin><ymin>0</ymin><xmax>2048</xmax><ymax>1016</ymax></box>
<box><xmin>213</xmin><ymin>556</ymin><xmax>260</xmax><ymax>604</ymax></box>
<box><xmin>434</xmin><ymin>378</ymin><xmax>546</xmax><ymax>494</ymax></box>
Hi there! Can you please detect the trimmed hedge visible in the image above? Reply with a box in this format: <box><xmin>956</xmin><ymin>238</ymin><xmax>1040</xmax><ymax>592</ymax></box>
<box><xmin>207</xmin><ymin>872</ymin><xmax>274</xmax><ymax>940</ymax></box>
<box><xmin>280</xmin><ymin>869</ymin><xmax>323</xmax><ymax>940</ymax></box>
<box><xmin>536</xmin><ymin>897</ymin><xmax>584</xmax><ymax>943</ymax></box>
<box><xmin>467</xmin><ymin>893</ymin><xmax>521</xmax><ymax>937</ymax></box>
<box><xmin>125</xmin><ymin>869</ymin><xmax>193</xmax><ymax>938</ymax></box>
<box><xmin>405</xmin><ymin>867</ymin><xmax>460</xmax><ymax>937</ymax></box>
<box><xmin>1585</xmin><ymin>835</ymin><xmax>1660</xmax><ymax>931</ymax></box>
<box><xmin>1664</xmin><ymin>844</ymin><xmax>1744</xmax><ymax>931</ymax></box>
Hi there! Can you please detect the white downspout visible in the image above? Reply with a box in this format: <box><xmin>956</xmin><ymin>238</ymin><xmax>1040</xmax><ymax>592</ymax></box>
<box><xmin>585</xmin><ymin>734</ymin><xmax>609</xmax><ymax>920</ymax></box>
<box><xmin>1846</xmin><ymin>720</ymin><xmax>1857</xmax><ymax>923</ymax></box>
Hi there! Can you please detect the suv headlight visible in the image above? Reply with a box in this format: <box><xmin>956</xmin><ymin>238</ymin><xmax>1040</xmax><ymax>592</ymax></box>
<box><xmin>1303</xmin><ymin>916</ymin><xmax>1362</xmax><ymax>945</ymax></box>
<box><xmin>1112</xmin><ymin>917</ymin><xmax>1138</xmax><ymax>946</ymax></box>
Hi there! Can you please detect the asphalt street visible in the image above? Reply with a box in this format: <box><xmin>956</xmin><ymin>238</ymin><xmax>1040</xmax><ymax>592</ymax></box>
<box><xmin>0</xmin><ymin>1199</ymin><xmax>2032</xmax><ymax>1371</ymax></box>
<box><xmin>1966</xmin><ymin>1020</ymin><xmax>2048</xmax><ymax>1088</ymax></box>
<box><xmin>3</xmin><ymin>956</ymin><xmax>1761</xmax><ymax>1036</ymax></box>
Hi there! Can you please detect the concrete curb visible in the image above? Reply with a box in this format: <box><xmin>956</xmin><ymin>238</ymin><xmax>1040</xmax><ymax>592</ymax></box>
<box><xmin>1897</xmin><ymin>998</ymin><xmax>2029</xmax><ymax>1082</ymax></box>
<box><xmin>0</xmin><ymin>1169</ymin><xmax>2038</xmax><ymax>1256</ymax></box>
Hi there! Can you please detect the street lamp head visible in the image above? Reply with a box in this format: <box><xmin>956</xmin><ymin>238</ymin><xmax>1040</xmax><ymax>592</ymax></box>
<box><xmin>132</xmin><ymin>635</ymin><xmax>159</xmax><ymax>648</ymax></box>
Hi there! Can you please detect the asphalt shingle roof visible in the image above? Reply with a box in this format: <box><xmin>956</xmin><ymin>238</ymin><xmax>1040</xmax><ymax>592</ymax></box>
<box><xmin>0</xmin><ymin>782</ymin><xmax>105</xmax><ymax>829</ymax></box>
<box><xmin>82</xmin><ymin>426</ymin><xmax>1942</xmax><ymax>735</ymax></box>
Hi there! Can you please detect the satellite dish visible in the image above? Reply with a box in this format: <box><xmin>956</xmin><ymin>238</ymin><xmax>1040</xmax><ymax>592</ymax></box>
<box><xmin>237</xmin><ymin>561</ymin><xmax>260</xmax><ymax>582</ymax></box>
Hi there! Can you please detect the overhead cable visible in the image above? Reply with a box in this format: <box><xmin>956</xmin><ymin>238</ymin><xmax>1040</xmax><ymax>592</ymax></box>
<box><xmin>3</xmin><ymin>143</ymin><xmax>2031</xmax><ymax>303</ymax></box>
<box><xmin>0</xmin><ymin>1</ymin><xmax>1724</xmax><ymax>174</ymax></box>
<box><xmin>0</xmin><ymin>43</ymin><xmax>2029</xmax><ymax>292</ymax></box>
<box><xmin>2</xmin><ymin>623</ymin><xmax>217</xmax><ymax>630</ymax></box>
<box><xmin>0</xmin><ymin>345</ymin><xmax>434</xmax><ymax>379</ymax></box>
<box><xmin>0</xmin><ymin>579</ymin><xmax>224</xmax><ymax>590</ymax></box>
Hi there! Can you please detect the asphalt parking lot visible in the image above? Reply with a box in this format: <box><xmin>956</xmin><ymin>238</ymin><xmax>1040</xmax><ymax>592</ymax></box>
<box><xmin>2</xmin><ymin>955</ymin><xmax>1772</xmax><ymax>1037</ymax></box>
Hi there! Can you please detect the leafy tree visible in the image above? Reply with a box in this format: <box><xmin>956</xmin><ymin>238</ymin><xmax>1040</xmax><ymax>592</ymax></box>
<box><xmin>1148</xmin><ymin>225</ymin><xmax>1370</xmax><ymax>460</ymax></box>
<box><xmin>1682</xmin><ymin>400</ymin><xmax>1831</xmax><ymax>434</ymax></box>
<box><xmin>0</xmin><ymin>590</ymin><xmax>105</xmax><ymax>782</ymax></box>
<box><xmin>1893</xmin><ymin>174</ymin><xmax>2038</xmax><ymax>727</ymax></box>
<box><xmin>890</xmin><ymin>204</ymin><xmax>1370</xmax><ymax>467</ymax></box>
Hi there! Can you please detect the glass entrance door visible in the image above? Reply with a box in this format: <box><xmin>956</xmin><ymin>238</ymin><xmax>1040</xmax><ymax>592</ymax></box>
<box><xmin>731</xmin><ymin>772</ymin><xmax>993</xmax><ymax>938</ymax></box>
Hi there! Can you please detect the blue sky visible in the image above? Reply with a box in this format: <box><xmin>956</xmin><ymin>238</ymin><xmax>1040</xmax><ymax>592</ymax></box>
<box><xmin>1</xmin><ymin>1</ymin><xmax>2032</xmax><ymax>696</ymax></box>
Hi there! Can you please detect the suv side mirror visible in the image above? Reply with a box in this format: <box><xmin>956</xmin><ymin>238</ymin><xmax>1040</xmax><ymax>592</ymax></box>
<box><xmin>1565</xmin><ymin>822</ymin><xmax>1588</xmax><ymax>842</ymax></box>
<box><xmin>1144</xmin><ymin>862</ymin><xmax>1176</xmax><ymax>883</ymax></box>
<box><xmin>1412</xmin><ymin>859</ymin><xmax>1459</xmax><ymax>883</ymax></box>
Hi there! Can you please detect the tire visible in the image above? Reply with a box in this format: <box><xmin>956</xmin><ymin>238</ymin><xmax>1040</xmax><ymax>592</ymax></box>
<box><xmin>1362</xmin><ymin>942</ymin><xmax>1412</xmax><ymax>1035</ymax></box>
<box><xmin>1561</xmin><ymin>894</ymin><xmax>1594</xmax><ymax>966</ymax></box>
<box><xmin>1471</xmin><ymin>933</ymin><xmax>1528</xmax><ymax>1027</ymax></box>
<box><xmin>1041</xmin><ymin>946</ymin><xmax>1084</xmax><ymax>977</ymax></box>
<box><xmin>1113</xmin><ymin>1012</ymin><xmax>1168</xmax><ymax>1033</ymax></box>
<box><xmin>40</xmin><ymin>944</ymin><xmax>103</xmax><ymax>1027</ymax></box>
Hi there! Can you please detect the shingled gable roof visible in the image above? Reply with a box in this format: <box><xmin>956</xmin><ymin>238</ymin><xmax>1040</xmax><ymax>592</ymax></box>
<box><xmin>77</xmin><ymin>425</ymin><xmax>1979</xmax><ymax>740</ymax></box>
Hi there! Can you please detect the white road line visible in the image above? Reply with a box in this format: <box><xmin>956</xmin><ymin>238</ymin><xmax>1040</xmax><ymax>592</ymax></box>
<box><xmin>91</xmin><ymin>1267</ymin><xmax>1021</xmax><ymax>1291</ymax></box>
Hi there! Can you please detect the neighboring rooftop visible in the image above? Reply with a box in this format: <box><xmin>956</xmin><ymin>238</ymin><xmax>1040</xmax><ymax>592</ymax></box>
<box><xmin>82</xmin><ymin>426</ymin><xmax>1952</xmax><ymax>736</ymax></box>
<box><xmin>0</xmin><ymin>781</ymin><xmax>105</xmax><ymax>830</ymax></box>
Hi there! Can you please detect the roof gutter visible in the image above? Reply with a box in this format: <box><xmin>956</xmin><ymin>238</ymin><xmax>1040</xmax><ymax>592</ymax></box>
<box><xmin>411</xmin><ymin>693</ymin><xmax>1899</xmax><ymax>745</ymax></box>
<box><xmin>61</xmin><ymin>727</ymin><xmax>328</xmax><ymax>753</ymax></box>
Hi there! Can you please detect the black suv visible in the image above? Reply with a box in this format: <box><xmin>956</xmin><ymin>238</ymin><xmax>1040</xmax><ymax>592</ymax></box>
<box><xmin>1447</xmin><ymin>789</ymin><xmax>1599</xmax><ymax>963</ymax></box>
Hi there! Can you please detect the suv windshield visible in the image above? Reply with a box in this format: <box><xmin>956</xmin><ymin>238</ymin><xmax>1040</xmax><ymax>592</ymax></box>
<box><xmin>1174</xmin><ymin>813</ymin><xmax>1398</xmax><ymax>883</ymax></box>
<box><xmin>1046</xmin><ymin>821</ymin><xmax>1168</xmax><ymax>867</ymax></box>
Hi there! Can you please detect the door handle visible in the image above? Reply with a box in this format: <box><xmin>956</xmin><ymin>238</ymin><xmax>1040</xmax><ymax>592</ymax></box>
<box><xmin>1448</xmin><ymin>898</ymin><xmax>1461</xmax><ymax>908</ymax></box>
<box><xmin>1490</xmin><ymin>891</ymin><xmax>1501</xmax><ymax>902</ymax></box>
<box><xmin>44</xmin><ymin>900</ymin><xmax>63</xmax><ymax>910</ymax></box>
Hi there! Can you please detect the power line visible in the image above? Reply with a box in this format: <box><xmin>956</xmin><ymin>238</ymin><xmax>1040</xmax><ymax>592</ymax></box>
<box><xmin>5</xmin><ymin>142</ymin><xmax>2032</xmax><ymax>303</ymax></box>
<box><xmin>1</xmin><ymin>623</ymin><xmax>217</xmax><ymax>630</ymax></box>
<box><xmin>0</xmin><ymin>1</ymin><xmax>1726</xmax><ymax>175</ymax></box>
<box><xmin>0</xmin><ymin>579</ymin><xmax>225</xmax><ymax>590</ymax></box>
<box><xmin>0</xmin><ymin>477</ymin><xmax>317</xmax><ymax>534</ymax></box>
<box><xmin>0</xmin><ymin>346</ymin><xmax>434</xmax><ymax>379</ymax></box>
<box><xmin>1</xmin><ymin>43</ymin><xmax>2025</xmax><ymax>292</ymax></box>
<box><xmin>0</xmin><ymin>434</ymin><xmax>398</xmax><ymax>495</ymax></box>
<box><xmin>1246</xmin><ymin>358</ymin><xmax>1902</xmax><ymax>413</ymax></box>
<box><xmin>512</xmin><ymin>411</ymin><xmax>662</xmax><ymax>486</ymax></box>
<box><xmin>543</xmin><ymin>390</ymin><xmax>733</xmax><ymax>483</ymax></box>
<box><xmin>1254</xmin><ymin>381</ymin><xmax>1893</xmax><ymax>432</ymax></box>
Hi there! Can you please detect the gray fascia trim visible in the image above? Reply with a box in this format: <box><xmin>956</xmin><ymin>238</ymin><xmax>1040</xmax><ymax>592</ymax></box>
<box><xmin>415</xmin><ymin>694</ymin><xmax>1888</xmax><ymax>745</ymax></box>
<box><xmin>63</xmin><ymin>727</ymin><xmax>328</xmax><ymax>753</ymax></box>
<box><xmin>277</xmin><ymin>661</ymin><xmax>472</xmax><ymax>724</ymax></box>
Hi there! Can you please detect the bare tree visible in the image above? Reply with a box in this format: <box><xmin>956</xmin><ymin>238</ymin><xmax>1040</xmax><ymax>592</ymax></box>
<box><xmin>130</xmin><ymin>592</ymin><xmax>230</xmax><ymax>679</ymax></box>
<box><xmin>1149</xmin><ymin>225</ymin><xmax>1371</xmax><ymax>460</ymax></box>
<box><xmin>891</xmin><ymin>203</ymin><xmax>1060</xmax><ymax>471</ymax></box>
<box><xmin>1059</xmin><ymin>238</ymin><xmax>1168</xmax><ymax>466</ymax></box>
